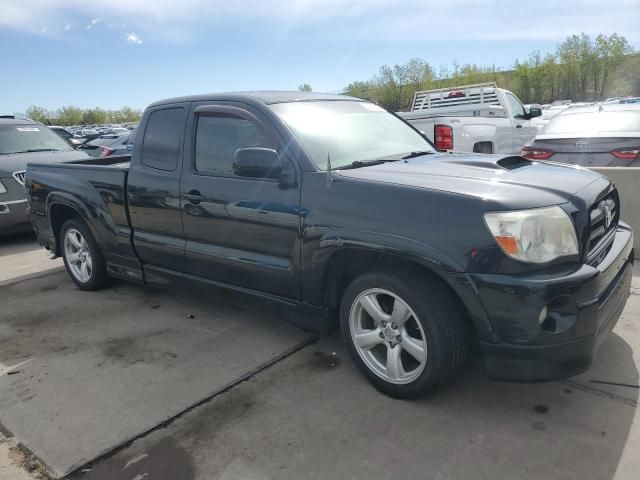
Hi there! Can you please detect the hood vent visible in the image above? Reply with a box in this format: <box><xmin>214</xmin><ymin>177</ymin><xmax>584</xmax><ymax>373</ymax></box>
<box><xmin>497</xmin><ymin>156</ymin><xmax>533</xmax><ymax>170</ymax></box>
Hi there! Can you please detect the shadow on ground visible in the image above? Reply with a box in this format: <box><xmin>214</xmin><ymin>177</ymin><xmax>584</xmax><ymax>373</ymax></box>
<box><xmin>0</xmin><ymin>233</ymin><xmax>36</xmax><ymax>256</ymax></box>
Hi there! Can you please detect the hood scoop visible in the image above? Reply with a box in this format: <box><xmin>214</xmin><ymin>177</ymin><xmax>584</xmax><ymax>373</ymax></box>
<box><xmin>496</xmin><ymin>155</ymin><xmax>534</xmax><ymax>170</ymax></box>
<box><xmin>443</xmin><ymin>155</ymin><xmax>534</xmax><ymax>171</ymax></box>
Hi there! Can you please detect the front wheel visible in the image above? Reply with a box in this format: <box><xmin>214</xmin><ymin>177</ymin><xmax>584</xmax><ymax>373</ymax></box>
<box><xmin>60</xmin><ymin>218</ymin><xmax>111</xmax><ymax>290</ymax></box>
<box><xmin>340</xmin><ymin>270</ymin><xmax>468</xmax><ymax>398</ymax></box>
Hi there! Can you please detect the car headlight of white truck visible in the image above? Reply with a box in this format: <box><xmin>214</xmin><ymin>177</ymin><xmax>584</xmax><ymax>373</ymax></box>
<box><xmin>484</xmin><ymin>206</ymin><xmax>579</xmax><ymax>263</ymax></box>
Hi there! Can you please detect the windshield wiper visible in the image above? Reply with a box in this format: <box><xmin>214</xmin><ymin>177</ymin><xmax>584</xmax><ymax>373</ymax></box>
<box><xmin>400</xmin><ymin>150</ymin><xmax>435</xmax><ymax>159</ymax></box>
<box><xmin>339</xmin><ymin>159</ymin><xmax>401</xmax><ymax>170</ymax></box>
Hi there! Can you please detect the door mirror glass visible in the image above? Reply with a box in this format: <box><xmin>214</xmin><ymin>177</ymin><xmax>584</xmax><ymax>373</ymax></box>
<box><xmin>233</xmin><ymin>147</ymin><xmax>282</xmax><ymax>179</ymax></box>
<box><xmin>528</xmin><ymin>107</ymin><xmax>542</xmax><ymax>118</ymax></box>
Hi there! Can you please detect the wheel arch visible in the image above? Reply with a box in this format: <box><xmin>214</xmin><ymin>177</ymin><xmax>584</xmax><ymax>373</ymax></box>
<box><xmin>319</xmin><ymin>246</ymin><xmax>488</xmax><ymax>341</ymax></box>
<box><xmin>473</xmin><ymin>141</ymin><xmax>494</xmax><ymax>154</ymax></box>
<box><xmin>46</xmin><ymin>193</ymin><xmax>100</xmax><ymax>256</ymax></box>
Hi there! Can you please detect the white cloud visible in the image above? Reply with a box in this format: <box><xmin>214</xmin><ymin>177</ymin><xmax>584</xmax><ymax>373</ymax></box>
<box><xmin>64</xmin><ymin>23</ymin><xmax>71</xmax><ymax>31</ymax></box>
<box><xmin>126</xmin><ymin>32</ymin><xmax>142</xmax><ymax>45</ymax></box>
<box><xmin>0</xmin><ymin>0</ymin><xmax>638</xmax><ymax>43</ymax></box>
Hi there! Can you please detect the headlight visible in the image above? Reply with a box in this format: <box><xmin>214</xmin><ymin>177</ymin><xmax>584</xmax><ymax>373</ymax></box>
<box><xmin>0</xmin><ymin>181</ymin><xmax>6</xmax><ymax>194</ymax></box>
<box><xmin>484</xmin><ymin>206</ymin><xmax>579</xmax><ymax>263</ymax></box>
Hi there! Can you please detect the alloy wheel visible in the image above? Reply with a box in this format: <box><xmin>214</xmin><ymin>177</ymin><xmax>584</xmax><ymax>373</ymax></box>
<box><xmin>349</xmin><ymin>288</ymin><xmax>428</xmax><ymax>384</ymax></box>
<box><xmin>64</xmin><ymin>228</ymin><xmax>93</xmax><ymax>283</ymax></box>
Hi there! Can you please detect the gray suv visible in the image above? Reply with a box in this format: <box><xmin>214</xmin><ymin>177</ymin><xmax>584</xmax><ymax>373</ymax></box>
<box><xmin>0</xmin><ymin>116</ymin><xmax>89</xmax><ymax>235</ymax></box>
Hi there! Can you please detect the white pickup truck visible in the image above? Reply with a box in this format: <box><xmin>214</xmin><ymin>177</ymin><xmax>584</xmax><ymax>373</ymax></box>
<box><xmin>398</xmin><ymin>82</ymin><xmax>542</xmax><ymax>154</ymax></box>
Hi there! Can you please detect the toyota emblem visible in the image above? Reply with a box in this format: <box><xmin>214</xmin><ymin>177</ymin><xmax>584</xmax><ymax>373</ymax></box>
<box><xmin>576</xmin><ymin>140</ymin><xmax>588</xmax><ymax>149</ymax></box>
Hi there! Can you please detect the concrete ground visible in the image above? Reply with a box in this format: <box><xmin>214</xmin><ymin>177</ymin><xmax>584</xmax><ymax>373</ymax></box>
<box><xmin>1</xmin><ymin>235</ymin><xmax>639</xmax><ymax>480</ymax></box>
<box><xmin>0</xmin><ymin>234</ymin><xmax>62</xmax><ymax>287</ymax></box>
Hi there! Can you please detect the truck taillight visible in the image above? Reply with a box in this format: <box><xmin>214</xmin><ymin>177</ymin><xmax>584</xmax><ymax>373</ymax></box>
<box><xmin>100</xmin><ymin>147</ymin><xmax>114</xmax><ymax>157</ymax></box>
<box><xmin>611</xmin><ymin>147</ymin><xmax>640</xmax><ymax>160</ymax></box>
<box><xmin>434</xmin><ymin>124</ymin><xmax>453</xmax><ymax>151</ymax></box>
<box><xmin>520</xmin><ymin>146</ymin><xmax>554</xmax><ymax>160</ymax></box>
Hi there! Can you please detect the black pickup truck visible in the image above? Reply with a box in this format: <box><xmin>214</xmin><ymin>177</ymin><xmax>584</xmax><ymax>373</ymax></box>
<box><xmin>26</xmin><ymin>92</ymin><xmax>633</xmax><ymax>398</ymax></box>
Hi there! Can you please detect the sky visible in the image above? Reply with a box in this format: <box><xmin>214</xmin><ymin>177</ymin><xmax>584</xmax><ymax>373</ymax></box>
<box><xmin>1</xmin><ymin>0</ymin><xmax>638</xmax><ymax>114</ymax></box>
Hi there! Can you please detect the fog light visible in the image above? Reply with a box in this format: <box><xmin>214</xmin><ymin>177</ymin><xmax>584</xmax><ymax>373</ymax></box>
<box><xmin>539</xmin><ymin>295</ymin><xmax>578</xmax><ymax>334</ymax></box>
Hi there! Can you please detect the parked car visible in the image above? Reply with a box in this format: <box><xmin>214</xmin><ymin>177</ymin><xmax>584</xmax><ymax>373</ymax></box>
<box><xmin>81</xmin><ymin>132</ymin><xmax>135</xmax><ymax>157</ymax></box>
<box><xmin>529</xmin><ymin>104</ymin><xmax>569</xmax><ymax>129</ymax></box>
<box><xmin>522</xmin><ymin>104</ymin><xmax>640</xmax><ymax>166</ymax></box>
<box><xmin>73</xmin><ymin>129</ymin><xmax>100</xmax><ymax>141</ymax></box>
<box><xmin>0</xmin><ymin>116</ymin><xmax>89</xmax><ymax>235</ymax></box>
<box><xmin>103</xmin><ymin>127</ymin><xmax>129</xmax><ymax>136</ymax></box>
<box><xmin>48</xmin><ymin>126</ymin><xmax>87</xmax><ymax>147</ymax></box>
<box><xmin>399</xmin><ymin>82</ymin><xmax>541</xmax><ymax>154</ymax></box>
<box><xmin>26</xmin><ymin>92</ymin><xmax>633</xmax><ymax>398</ymax></box>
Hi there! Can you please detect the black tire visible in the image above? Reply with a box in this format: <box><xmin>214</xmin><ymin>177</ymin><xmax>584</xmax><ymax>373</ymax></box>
<box><xmin>340</xmin><ymin>269</ymin><xmax>468</xmax><ymax>398</ymax></box>
<box><xmin>60</xmin><ymin>217</ymin><xmax>111</xmax><ymax>291</ymax></box>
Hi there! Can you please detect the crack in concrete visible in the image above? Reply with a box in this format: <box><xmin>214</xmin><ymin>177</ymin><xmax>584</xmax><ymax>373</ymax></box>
<box><xmin>559</xmin><ymin>379</ymin><xmax>638</xmax><ymax>408</ymax></box>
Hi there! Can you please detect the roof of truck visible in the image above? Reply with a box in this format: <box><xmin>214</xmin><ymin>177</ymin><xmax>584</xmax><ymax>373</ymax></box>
<box><xmin>148</xmin><ymin>91</ymin><xmax>360</xmax><ymax>108</ymax></box>
<box><xmin>0</xmin><ymin>116</ymin><xmax>39</xmax><ymax>125</ymax></box>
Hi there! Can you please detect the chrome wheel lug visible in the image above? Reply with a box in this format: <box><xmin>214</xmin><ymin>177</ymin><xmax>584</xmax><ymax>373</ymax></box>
<box><xmin>396</xmin><ymin>335</ymin><xmax>402</xmax><ymax>342</ymax></box>
<box><xmin>391</xmin><ymin>323</ymin><xmax>397</xmax><ymax>329</ymax></box>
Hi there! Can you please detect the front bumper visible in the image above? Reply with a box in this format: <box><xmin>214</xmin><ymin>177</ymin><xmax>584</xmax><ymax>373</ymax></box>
<box><xmin>0</xmin><ymin>199</ymin><xmax>31</xmax><ymax>235</ymax></box>
<box><xmin>469</xmin><ymin>223</ymin><xmax>634</xmax><ymax>382</ymax></box>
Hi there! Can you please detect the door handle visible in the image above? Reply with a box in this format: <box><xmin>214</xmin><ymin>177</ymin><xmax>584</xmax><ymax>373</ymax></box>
<box><xmin>184</xmin><ymin>190</ymin><xmax>205</xmax><ymax>204</ymax></box>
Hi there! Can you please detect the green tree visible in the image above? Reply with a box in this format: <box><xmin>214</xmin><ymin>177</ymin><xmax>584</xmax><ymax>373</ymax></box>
<box><xmin>57</xmin><ymin>106</ymin><xmax>84</xmax><ymax>126</ymax></box>
<box><xmin>513</xmin><ymin>60</ymin><xmax>532</xmax><ymax>103</ymax></box>
<box><xmin>595</xmin><ymin>33</ymin><xmax>632</xmax><ymax>98</ymax></box>
<box><xmin>25</xmin><ymin>105</ymin><xmax>49</xmax><ymax>124</ymax></box>
<box><xmin>82</xmin><ymin>107</ymin><xmax>107</xmax><ymax>125</ymax></box>
<box><xmin>298</xmin><ymin>84</ymin><xmax>312</xmax><ymax>92</ymax></box>
<box><xmin>343</xmin><ymin>81</ymin><xmax>377</xmax><ymax>101</ymax></box>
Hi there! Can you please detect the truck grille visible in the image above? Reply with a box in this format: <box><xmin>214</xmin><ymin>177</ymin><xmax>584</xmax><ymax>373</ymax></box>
<box><xmin>586</xmin><ymin>190</ymin><xmax>619</xmax><ymax>265</ymax></box>
<box><xmin>12</xmin><ymin>170</ymin><xmax>26</xmax><ymax>186</ymax></box>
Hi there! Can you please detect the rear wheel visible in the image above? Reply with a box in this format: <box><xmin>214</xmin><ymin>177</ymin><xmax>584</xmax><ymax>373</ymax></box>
<box><xmin>61</xmin><ymin>218</ymin><xmax>111</xmax><ymax>290</ymax></box>
<box><xmin>340</xmin><ymin>270</ymin><xmax>467</xmax><ymax>398</ymax></box>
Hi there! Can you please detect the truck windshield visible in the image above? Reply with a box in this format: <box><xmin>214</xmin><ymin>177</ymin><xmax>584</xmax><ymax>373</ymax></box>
<box><xmin>0</xmin><ymin>124</ymin><xmax>72</xmax><ymax>155</ymax></box>
<box><xmin>270</xmin><ymin>101</ymin><xmax>435</xmax><ymax>170</ymax></box>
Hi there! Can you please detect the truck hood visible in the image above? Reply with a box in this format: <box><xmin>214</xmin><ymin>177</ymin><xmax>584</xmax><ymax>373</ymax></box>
<box><xmin>0</xmin><ymin>150</ymin><xmax>88</xmax><ymax>176</ymax></box>
<box><xmin>335</xmin><ymin>153</ymin><xmax>604</xmax><ymax>210</ymax></box>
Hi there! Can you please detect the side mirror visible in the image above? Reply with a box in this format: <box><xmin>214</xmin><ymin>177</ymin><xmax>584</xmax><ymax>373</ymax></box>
<box><xmin>233</xmin><ymin>147</ymin><xmax>282</xmax><ymax>179</ymax></box>
<box><xmin>528</xmin><ymin>107</ymin><xmax>542</xmax><ymax>118</ymax></box>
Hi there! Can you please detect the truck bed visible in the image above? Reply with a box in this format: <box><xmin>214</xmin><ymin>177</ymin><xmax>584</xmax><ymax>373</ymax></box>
<box><xmin>35</xmin><ymin>154</ymin><xmax>131</xmax><ymax>169</ymax></box>
<box><xmin>26</xmin><ymin>154</ymin><xmax>134</xmax><ymax>265</ymax></box>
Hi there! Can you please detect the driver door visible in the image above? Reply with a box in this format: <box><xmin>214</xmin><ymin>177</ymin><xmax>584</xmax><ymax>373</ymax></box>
<box><xmin>179</xmin><ymin>102</ymin><xmax>303</xmax><ymax>299</ymax></box>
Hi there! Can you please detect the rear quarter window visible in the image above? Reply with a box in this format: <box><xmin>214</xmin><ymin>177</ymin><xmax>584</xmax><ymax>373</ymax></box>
<box><xmin>141</xmin><ymin>108</ymin><xmax>185</xmax><ymax>171</ymax></box>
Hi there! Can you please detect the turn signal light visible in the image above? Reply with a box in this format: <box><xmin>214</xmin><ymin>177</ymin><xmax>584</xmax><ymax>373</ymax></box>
<box><xmin>494</xmin><ymin>235</ymin><xmax>518</xmax><ymax>255</ymax></box>
<box><xmin>434</xmin><ymin>124</ymin><xmax>453</xmax><ymax>151</ymax></box>
<box><xmin>520</xmin><ymin>147</ymin><xmax>554</xmax><ymax>160</ymax></box>
<box><xmin>611</xmin><ymin>148</ymin><xmax>640</xmax><ymax>160</ymax></box>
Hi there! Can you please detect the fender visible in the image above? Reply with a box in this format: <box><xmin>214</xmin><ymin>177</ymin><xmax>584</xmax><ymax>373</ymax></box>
<box><xmin>45</xmin><ymin>190</ymin><xmax>117</xmax><ymax>256</ymax></box>
<box><xmin>302</xmin><ymin>228</ymin><xmax>497</xmax><ymax>342</ymax></box>
<box><xmin>319</xmin><ymin>228</ymin><xmax>462</xmax><ymax>271</ymax></box>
